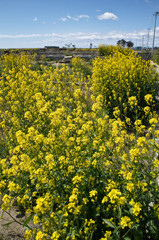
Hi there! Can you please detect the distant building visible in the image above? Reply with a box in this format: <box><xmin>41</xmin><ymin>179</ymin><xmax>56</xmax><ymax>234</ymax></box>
<box><xmin>44</xmin><ymin>46</ymin><xmax>59</xmax><ymax>49</ymax></box>
<box><xmin>136</xmin><ymin>46</ymin><xmax>142</xmax><ymax>50</ymax></box>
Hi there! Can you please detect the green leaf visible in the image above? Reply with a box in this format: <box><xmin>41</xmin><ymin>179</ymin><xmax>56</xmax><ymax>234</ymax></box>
<box><xmin>118</xmin><ymin>179</ymin><xmax>127</xmax><ymax>186</ymax></box>
<box><xmin>112</xmin><ymin>230</ymin><xmax>120</xmax><ymax>240</ymax></box>
<box><xmin>149</xmin><ymin>220</ymin><xmax>157</xmax><ymax>235</ymax></box>
<box><xmin>114</xmin><ymin>226</ymin><xmax>121</xmax><ymax>233</ymax></box>
<box><xmin>124</xmin><ymin>210</ymin><xmax>129</xmax><ymax>214</ymax></box>
<box><xmin>154</xmin><ymin>144</ymin><xmax>159</xmax><ymax>150</ymax></box>
<box><xmin>129</xmin><ymin>207</ymin><xmax>133</xmax><ymax>215</ymax></box>
<box><xmin>103</xmin><ymin>219</ymin><xmax>116</xmax><ymax>228</ymax></box>
<box><xmin>142</xmin><ymin>157</ymin><xmax>150</xmax><ymax>160</ymax></box>
<box><xmin>23</xmin><ymin>213</ymin><xmax>34</xmax><ymax>227</ymax></box>
<box><xmin>24</xmin><ymin>225</ymin><xmax>32</xmax><ymax>230</ymax></box>
<box><xmin>124</xmin><ymin>237</ymin><xmax>131</xmax><ymax>240</ymax></box>
<box><xmin>118</xmin><ymin>206</ymin><xmax>122</xmax><ymax>219</ymax></box>
<box><xmin>133</xmin><ymin>225</ymin><xmax>143</xmax><ymax>240</ymax></box>
<box><xmin>134</xmin><ymin>235</ymin><xmax>139</xmax><ymax>240</ymax></box>
<box><xmin>2</xmin><ymin>221</ymin><xmax>14</xmax><ymax>226</ymax></box>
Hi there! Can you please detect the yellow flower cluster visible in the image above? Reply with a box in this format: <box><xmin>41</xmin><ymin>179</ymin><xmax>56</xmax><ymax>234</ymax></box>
<box><xmin>90</xmin><ymin>50</ymin><xmax>158</xmax><ymax>123</ymax></box>
<box><xmin>0</xmin><ymin>51</ymin><xmax>159</xmax><ymax>239</ymax></box>
<box><xmin>120</xmin><ymin>216</ymin><xmax>132</xmax><ymax>229</ymax></box>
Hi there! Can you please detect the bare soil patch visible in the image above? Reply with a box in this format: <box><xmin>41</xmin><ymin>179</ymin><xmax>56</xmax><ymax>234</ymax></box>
<box><xmin>0</xmin><ymin>198</ymin><xmax>33</xmax><ymax>240</ymax></box>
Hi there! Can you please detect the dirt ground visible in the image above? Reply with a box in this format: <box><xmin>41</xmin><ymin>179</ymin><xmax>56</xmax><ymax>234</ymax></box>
<box><xmin>0</xmin><ymin>197</ymin><xmax>33</xmax><ymax>240</ymax></box>
<box><xmin>0</xmin><ymin>199</ymin><xmax>28</xmax><ymax>240</ymax></box>
<box><xmin>0</xmin><ymin>210</ymin><xmax>25</xmax><ymax>239</ymax></box>
<box><xmin>150</xmin><ymin>60</ymin><xmax>159</xmax><ymax>73</ymax></box>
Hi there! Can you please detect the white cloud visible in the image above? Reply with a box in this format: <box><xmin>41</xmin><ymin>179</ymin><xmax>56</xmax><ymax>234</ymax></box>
<box><xmin>67</xmin><ymin>14</ymin><xmax>89</xmax><ymax>21</ymax></box>
<box><xmin>43</xmin><ymin>22</ymin><xmax>46</xmax><ymax>24</ymax></box>
<box><xmin>67</xmin><ymin>15</ymin><xmax>79</xmax><ymax>21</ymax></box>
<box><xmin>53</xmin><ymin>22</ymin><xmax>56</xmax><ymax>24</ymax></box>
<box><xmin>145</xmin><ymin>0</ymin><xmax>151</xmax><ymax>3</ymax></box>
<box><xmin>32</xmin><ymin>30</ymin><xmax>159</xmax><ymax>47</ymax></box>
<box><xmin>33</xmin><ymin>17</ymin><xmax>37</xmax><ymax>21</ymax></box>
<box><xmin>0</xmin><ymin>30</ymin><xmax>153</xmax><ymax>40</ymax></box>
<box><xmin>61</xmin><ymin>17</ymin><xmax>67</xmax><ymax>22</ymax></box>
<box><xmin>15</xmin><ymin>42</ymin><xmax>26</xmax><ymax>45</ymax></box>
<box><xmin>0</xmin><ymin>34</ymin><xmax>42</xmax><ymax>38</ymax></box>
<box><xmin>97</xmin><ymin>9</ymin><xmax>101</xmax><ymax>12</ymax></box>
<box><xmin>97</xmin><ymin>12</ymin><xmax>118</xmax><ymax>20</ymax></box>
<box><xmin>79</xmin><ymin>15</ymin><xmax>89</xmax><ymax>19</ymax></box>
<box><xmin>30</xmin><ymin>41</ymin><xmax>42</xmax><ymax>44</ymax></box>
<box><xmin>1</xmin><ymin>28</ymin><xmax>159</xmax><ymax>48</ymax></box>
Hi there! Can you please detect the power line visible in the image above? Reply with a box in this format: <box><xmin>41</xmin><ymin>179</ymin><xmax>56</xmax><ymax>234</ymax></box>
<box><xmin>148</xmin><ymin>16</ymin><xmax>154</xmax><ymax>30</ymax></box>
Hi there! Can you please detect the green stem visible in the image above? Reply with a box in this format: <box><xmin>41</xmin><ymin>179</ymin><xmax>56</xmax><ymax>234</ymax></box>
<box><xmin>3</xmin><ymin>210</ymin><xmax>32</xmax><ymax>230</ymax></box>
<box><xmin>121</xmin><ymin>227</ymin><xmax>131</xmax><ymax>239</ymax></box>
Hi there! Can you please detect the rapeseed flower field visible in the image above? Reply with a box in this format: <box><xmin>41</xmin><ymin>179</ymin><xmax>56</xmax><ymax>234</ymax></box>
<box><xmin>0</xmin><ymin>47</ymin><xmax>159</xmax><ymax>239</ymax></box>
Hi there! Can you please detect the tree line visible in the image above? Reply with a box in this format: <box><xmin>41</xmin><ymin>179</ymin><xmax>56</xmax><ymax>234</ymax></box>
<box><xmin>117</xmin><ymin>39</ymin><xmax>134</xmax><ymax>48</ymax></box>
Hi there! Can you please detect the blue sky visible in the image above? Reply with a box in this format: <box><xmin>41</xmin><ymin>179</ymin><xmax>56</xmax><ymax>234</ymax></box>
<box><xmin>0</xmin><ymin>0</ymin><xmax>159</xmax><ymax>48</ymax></box>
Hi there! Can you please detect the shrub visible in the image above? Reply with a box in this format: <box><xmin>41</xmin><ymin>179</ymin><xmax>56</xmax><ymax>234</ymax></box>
<box><xmin>71</xmin><ymin>57</ymin><xmax>92</xmax><ymax>79</ymax></box>
<box><xmin>90</xmin><ymin>51</ymin><xmax>159</xmax><ymax>125</ymax></box>
<box><xmin>98</xmin><ymin>44</ymin><xmax>115</xmax><ymax>56</ymax></box>
<box><xmin>45</xmin><ymin>58</ymin><xmax>52</xmax><ymax>61</ymax></box>
<box><xmin>98</xmin><ymin>44</ymin><xmax>133</xmax><ymax>57</ymax></box>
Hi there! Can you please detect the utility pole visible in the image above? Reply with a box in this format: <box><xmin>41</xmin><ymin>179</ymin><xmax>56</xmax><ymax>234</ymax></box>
<box><xmin>147</xmin><ymin>28</ymin><xmax>150</xmax><ymax>51</ymax></box>
<box><xmin>142</xmin><ymin>35</ymin><xmax>144</xmax><ymax>51</ymax></box>
<box><xmin>152</xmin><ymin>12</ymin><xmax>159</xmax><ymax>54</ymax></box>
